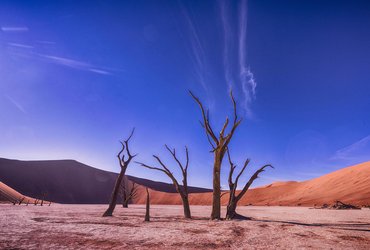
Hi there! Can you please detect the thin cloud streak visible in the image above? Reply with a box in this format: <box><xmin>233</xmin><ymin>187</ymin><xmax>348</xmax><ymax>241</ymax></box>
<box><xmin>179</xmin><ymin>3</ymin><xmax>208</xmax><ymax>92</ymax></box>
<box><xmin>239</xmin><ymin>0</ymin><xmax>256</xmax><ymax>117</ymax></box>
<box><xmin>220</xmin><ymin>0</ymin><xmax>233</xmax><ymax>91</ymax></box>
<box><xmin>8</xmin><ymin>43</ymin><xmax>34</xmax><ymax>49</ymax></box>
<box><xmin>1</xmin><ymin>26</ymin><xmax>29</xmax><ymax>32</ymax></box>
<box><xmin>5</xmin><ymin>95</ymin><xmax>26</xmax><ymax>114</ymax></box>
<box><xmin>38</xmin><ymin>54</ymin><xmax>112</xmax><ymax>75</ymax></box>
<box><xmin>332</xmin><ymin>135</ymin><xmax>370</xmax><ymax>161</ymax></box>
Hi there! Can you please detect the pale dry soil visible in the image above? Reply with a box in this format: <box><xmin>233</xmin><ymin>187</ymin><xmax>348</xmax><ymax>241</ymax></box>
<box><xmin>0</xmin><ymin>204</ymin><xmax>369</xmax><ymax>249</ymax></box>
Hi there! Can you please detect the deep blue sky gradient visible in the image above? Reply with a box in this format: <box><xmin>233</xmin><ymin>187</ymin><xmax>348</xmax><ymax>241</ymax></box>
<box><xmin>1</xmin><ymin>0</ymin><xmax>369</xmax><ymax>188</ymax></box>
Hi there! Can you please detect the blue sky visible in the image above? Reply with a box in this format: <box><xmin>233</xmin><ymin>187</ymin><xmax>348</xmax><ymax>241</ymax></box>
<box><xmin>1</xmin><ymin>0</ymin><xmax>369</xmax><ymax>188</ymax></box>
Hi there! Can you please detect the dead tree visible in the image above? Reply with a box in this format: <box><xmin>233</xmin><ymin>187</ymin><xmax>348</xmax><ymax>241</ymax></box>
<box><xmin>144</xmin><ymin>188</ymin><xmax>150</xmax><ymax>222</ymax></box>
<box><xmin>225</xmin><ymin>149</ymin><xmax>273</xmax><ymax>220</ymax></box>
<box><xmin>190</xmin><ymin>91</ymin><xmax>241</xmax><ymax>220</ymax></box>
<box><xmin>18</xmin><ymin>197</ymin><xmax>25</xmax><ymax>205</ymax></box>
<box><xmin>121</xmin><ymin>182</ymin><xmax>139</xmax><ymax>208</ymax></box>
<box><xmin>137</xmin><ymin>145</ymin><xmax>191</xmax><ymax>219</ymax></box>
<box><xmin>103</xmin><ymin>129</ymin><xmax>137</xmax><ymax>217</ymax></box>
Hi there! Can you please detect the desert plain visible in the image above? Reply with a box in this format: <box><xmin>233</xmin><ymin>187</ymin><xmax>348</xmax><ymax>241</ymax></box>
<box><xmin>1</xmin><ymin>204</ymin><xmax>369</xmax><ymax>249</ymax></box>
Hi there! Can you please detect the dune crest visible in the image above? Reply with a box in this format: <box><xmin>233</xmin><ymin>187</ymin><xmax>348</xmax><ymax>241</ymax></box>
<box><xmin>132</xmin><ymin>161</ymin><xmax>370</xmax><ymax>206</ymax></box>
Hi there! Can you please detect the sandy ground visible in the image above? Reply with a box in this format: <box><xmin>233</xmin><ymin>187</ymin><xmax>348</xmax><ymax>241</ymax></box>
<box><xmin>0</xmin><ymin>204</ymin><xmax>369</xmax><ymax>249</ymax></box>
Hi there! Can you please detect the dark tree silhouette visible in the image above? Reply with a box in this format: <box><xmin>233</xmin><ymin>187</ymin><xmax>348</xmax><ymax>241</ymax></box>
<box><xmin>144</xmin><ymin>188</ymin><xmax>150</xmax><ymax>222</ymax></box>
<box><xmin>18</xmin><ymin>196</ymin><xmax>25</xmax><ymax>205</ymax></box>
<box><xmin>225</xmin><ymin>149</ymin><xmax>273</xmax><ymax>220</ymax></box>
<box><xmin>137</xmin><ymin>145</ymin><xmax>191</xmax><ymax>219</ymax></box>
<box><xmin>121</xmin><ymin>181</ymin><xmax>139</xmax><ymax>208</ymax></box>
<box><xmin>190</xmin><ymin>91</ymin><xmax>241</xmax><ymax>220</ymax></box>
<box><xmin>103</xmin><ymin>129</ymin><xmax>137</xmax><ymax>217</ymax></box>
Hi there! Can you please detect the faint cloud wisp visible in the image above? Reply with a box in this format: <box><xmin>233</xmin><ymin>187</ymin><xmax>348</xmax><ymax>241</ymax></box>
<box><xmin>332</xmin><ymin>135</ymin><xmax>370</xmax><ymax>161</ymax></box>
<box><xmin>238</xmin><ymin>0</ymin><xmax>256</xmax><ymax>117</ymax></box>
<box><xmin>38</xmin><ymin>54</ymin><xmax>112</xmax><ymax>75</ymax></box>
<box><xmin>220</xmin><ymin>0</ymin><xmax>233</xmax><ymax>91</ymax></box>
<box><xmin>179</xmin><ymin>5</ymin><xmax>208</xmax><ymax>92</ymax></box>
<box><xmin>5</xmin><ymin>95</ymin><xmax>27</xmax><ymax>114</ymax></box>
<box><xmin>219</xmin><ymin>0</ymin><xmax>257</xmax><ymax>117</ymax></box>
<box><xmin>1</xmin><ymin>26</ymin><xmax>29</xmax><ymax>32</ymax></box>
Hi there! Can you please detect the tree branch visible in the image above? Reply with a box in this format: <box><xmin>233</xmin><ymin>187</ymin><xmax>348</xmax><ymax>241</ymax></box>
<box><xmin>189</xmin><ymin>90</ymin><xmax>219</xmax><ymax>145</ymax></box>
<box><xmin>235</xmin><ymin>164</ymin><xmax>274</xmax><ymax>202</ymax></box>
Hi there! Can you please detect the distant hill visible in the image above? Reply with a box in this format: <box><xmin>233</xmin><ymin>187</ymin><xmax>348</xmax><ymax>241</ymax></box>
<box><xmin>0</xmin><ymin>158</ymin><xmax>210</xmax><ymax>204</ymax></box>
<box><xmin>1</xmin><ymin>157</ymin><xmax>369</xmax><ymax>206</ymax></box>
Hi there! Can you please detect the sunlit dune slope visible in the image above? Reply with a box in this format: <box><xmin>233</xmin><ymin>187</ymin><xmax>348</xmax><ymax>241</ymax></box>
<box><xmin>0</xmin><ymin>181</ymin><xmax>36</xmax><ymax>204</ymax></box>
<box><xmin>1</xmin><ymin>157</ymin><xmax>369</xmax><ymax>206</ymax></box>
<box><xmin>133</xmin><ymin>161</ymin><xmax>370</xmax><ymax>206</ymax></box>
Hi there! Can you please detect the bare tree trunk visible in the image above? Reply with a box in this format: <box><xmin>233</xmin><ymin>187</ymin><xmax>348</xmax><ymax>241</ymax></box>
<box><xmin>182</xmin><ymin>196</ymin><xmax>191</xmax><ymax>219</ymax></box>
<box><xmin>211</xmin><ymin>153</ymin><xmax>222</xmax><ymax>220</ymax></box>
<box><xmin>225</xmin><ymin>200</ymin><xmax>237</xmax><ymax>220</ymax></box>
<box><xmin>225</xmin><ymin>149</ymin><xmax>273</xmax><ymax>220</ymax></box>
<box><xmin>190</xmin><ymin>91</ymin><xmax>241</xmax><ymax>220</ymax></box>
<box><xmin>103</xmin><ymin>171</ymin><xmax>124</xmax><ymax>216</ymax></box>
<box><xmin>18</xmin><ymin>197</ymin><xmax>25</xmax><ymax>205</ymax></box>
<box><xmin>122</xmin><ymin>184</ymin><xmax>128</xmax><ymax>208</ymax></box>
<box><xmin>138</xmin><ymin>145</ymin><xmax>192</xmax><ymax>219</ymax></box>
<box><xmin>144</xmin><ymin>188</ymin><xmax>150</xmax><ymax>222</ymax></box>
<box><xmin>103</xmin><ymin>129</ymin><xmax>136</xmax><ymax>217</ymax></box>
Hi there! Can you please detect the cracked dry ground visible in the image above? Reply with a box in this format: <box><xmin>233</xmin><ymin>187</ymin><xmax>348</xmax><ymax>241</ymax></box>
<box><xmin>1</xmin><ymin>204</ymin><xmax>369</xmax><ymax>249</ymax></box>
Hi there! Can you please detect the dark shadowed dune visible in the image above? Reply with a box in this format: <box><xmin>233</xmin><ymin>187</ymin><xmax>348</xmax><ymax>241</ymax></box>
<box><xmin>0</xmin><ymin>158</ymin><xmax>210</xmax><ymax>204</ymax></box>
<box><xmin>1</xmin><ymin>157</ymin><xmax>369</xmax><ymax>206</ymax></box>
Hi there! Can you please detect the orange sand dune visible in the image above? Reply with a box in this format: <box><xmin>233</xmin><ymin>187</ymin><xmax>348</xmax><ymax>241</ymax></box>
<box><xmin>133</xmin><ymin>161</ymin><xmax>370</xmax><ymax>206</ymax></box>
<box><xmin>0</xmin><ymin>182</ymin><xmax>36</xmax><ymax>204</ymax></box>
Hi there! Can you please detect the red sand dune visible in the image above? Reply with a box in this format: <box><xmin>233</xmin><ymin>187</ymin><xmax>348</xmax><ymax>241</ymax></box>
<box><xmin>0</xmin><ymin>181</ymin><xmax>36</xmax><ymax>204</ymax></box>
<box><xmin>132</xmin><ymin>161</ymin><xmax>370</xmax><ymax>206</ymax></box>
<box><xmin>0</xmin><ymin>157</ymin><xmax>369</xmax><ymax>206</ymax></box>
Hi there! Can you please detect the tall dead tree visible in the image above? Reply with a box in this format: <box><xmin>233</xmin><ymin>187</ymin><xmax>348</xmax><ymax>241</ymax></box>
<box><xmin>144</xmin><ymin>188</ymin><xmax>150</xmax><ymax>222</ymax></box>
<box><xmin>190</xmin><ymin>91</ymin><xmax>241</xmax><ymax>220</ymax></box>
<box><xmin>103</xmin><ymin>129</ymin><xmax>137</xmax><ymax>217</ymax></box>
<box><xmin>137</xmin><ymin>145</ymin><xmax>191</xmax><ymax>219</ymax></box>
<box><xmin>121</xmin><ymin>181</ymin><xmax>139</xmax><ymax>208</ymax></box>
<box><xmin>226</xmin><ymin>150</ymin><xmax>273</xmax><ymax>220</ymax></box>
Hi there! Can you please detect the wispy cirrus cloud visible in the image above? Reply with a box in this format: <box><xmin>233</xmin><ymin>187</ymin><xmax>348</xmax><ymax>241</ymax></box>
<box><xmin>332</xmin><ymin>135</ymin><xmax>370</xmax><ymax>161</ymax></box>
<box><xmin>1</xmin><ymin>26</ymin><xmax>29</xmax><ymax>32</ymax></box>
<box><xmin>238</xmin><ymin>0</ymin><xmax>256</xmax><ymax>117</ymax></box>
<box><xmin>219</xmin><ymin>0</ymin><xmax>257</xmax><ymax>117</ymax></box>
<box><xmin>38</xmin><ymin>54</ymin><xmax>112</xmax><ymax>75</ymax></box>
<box><xmin>178</xmin><ymin>3</ymin><xmax>208</xmax><ymax>92</ymax></box>
<box><xmin>5</xmin><ymin>95</ymin><xmax>26</xmax><ymax>114</ymax></box>
<box><xmin>220</xmin><ymin>0</ymin><xmax>233</xmax><ymax>91</ymax></box>
<box><xmin>8</xmin><ymin>43</ymin><xmax>34</xmax><ymax>49</ymax></box>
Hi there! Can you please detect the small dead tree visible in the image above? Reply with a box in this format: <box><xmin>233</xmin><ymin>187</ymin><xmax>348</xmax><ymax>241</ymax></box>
<box><xmin>137</xmin><ymin>145</ymin><xmax>191</xmax><ymax>219</ymax></box>
<box><xmin>121</xmin><ymin>182</ymin><xmax>139</xmax><ymax>208</ymax></box>
<box><xmin>144</xmin><ymin>188</ymin><xmax>150</xmax><ymax>222</ymax></box>
<box><xmin>225</xmin><ymin>149</ymin><xmax>273</xmax><ymax>220</ymax></box>
<box><xmin>103</xmin><ymin>129</ymin><xmax>137</xmax><ymax>217</ymax></box>
<box><xmin>18</xmin><ymin>197</ymin><xmax>25</xmax><ymax>205</ymax></box>
<box><xmin>190</xmin><ymin>91</ymin><xmax>241</xmax><ymax>220</ymax></box>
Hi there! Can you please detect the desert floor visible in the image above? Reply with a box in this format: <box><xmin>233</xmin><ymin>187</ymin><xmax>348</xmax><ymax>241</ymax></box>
<box><xmin>0</xmin><ymin>204</ymin><xmax>369</xmax><ymax>249</ymax></box>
